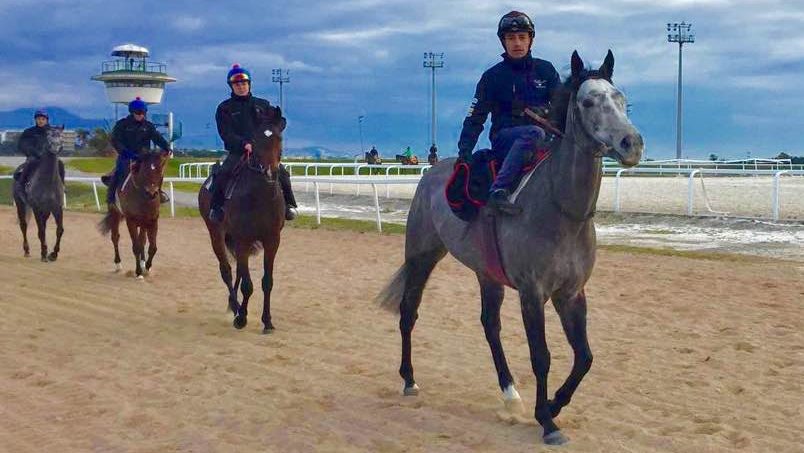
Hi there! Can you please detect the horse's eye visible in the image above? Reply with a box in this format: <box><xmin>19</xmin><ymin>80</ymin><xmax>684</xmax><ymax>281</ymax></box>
<box><xmin>582</xmin><ymin>99</ymin><xmax>594</xmax><ymax>108</ymax></box>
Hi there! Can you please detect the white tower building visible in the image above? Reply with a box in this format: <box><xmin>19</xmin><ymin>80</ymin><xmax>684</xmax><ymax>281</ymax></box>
<box><xmin>91</xmin><ymin>44</ymin><xmax>176</xmax><ymax>106</ymax></box>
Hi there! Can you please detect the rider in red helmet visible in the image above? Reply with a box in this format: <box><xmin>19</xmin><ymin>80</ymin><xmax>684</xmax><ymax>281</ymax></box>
<box><xmin>209</xmin><ymin>64</ymin><xmax>297</xmax><ymax>222</ymax></box>
<box><xmin>457</xmin><ymin>11</ymin><xmax>560</xmax><ymax>214</ymax></box>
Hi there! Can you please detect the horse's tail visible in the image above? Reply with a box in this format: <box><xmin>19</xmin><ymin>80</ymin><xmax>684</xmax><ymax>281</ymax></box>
<box><xmin>375</xmin><ymin>261</ymin><xmax>412</xmax><ymax>312</ymax></box>
<box><xmin>224</xmin><ymin>233</ymin><xmax>263</xmax><ymax>257</ymax></box>
<box><xmin>97</xmin><ymin>206</ymin><xmax>120</xmax><ymax>236</ymax></box>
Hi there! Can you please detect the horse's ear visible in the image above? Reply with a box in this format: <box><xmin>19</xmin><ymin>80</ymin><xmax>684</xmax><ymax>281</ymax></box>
<box><xmin>599</xmin><ymin>49</ymin><xmax>614</xmax><ymax>81</ymax></box>
<box><xmin>571</xmin><ymin>50</ymin><xmax>584</xmax><ymax>79</ymax></box>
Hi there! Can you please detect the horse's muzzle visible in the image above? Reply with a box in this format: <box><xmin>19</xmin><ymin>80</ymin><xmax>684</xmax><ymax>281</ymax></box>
<box><xmin>608</xmin><ymin>132</ymin><xmax>644</xmax><ymax>167</ymax></box>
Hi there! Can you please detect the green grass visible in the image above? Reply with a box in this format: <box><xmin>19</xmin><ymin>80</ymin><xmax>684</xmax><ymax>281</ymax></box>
<box><xmin>598</xmin><ymin>244</ymin><xmax>765</xmax><ymax>263</ymax></box>
<box><xmin>0</xmin><ymin>180</ymin><xmax>103</xmax><ymax>211</ymax></box>
<box><xmin>169</xmin><ymin>181</ymin><xmax>203</xmax><ymax>193</ymax></box>
<box><xmin>288</xmin><ymin>215</ymin><xmax>406</xmax><ymax>235</ymax></box>
<box><xmin>66</xmin><ymin>157</ymin><xmax>220</xmax><ymax>177</ymax></box>
<box><xmin>0</xmin><ymin>165</ymin><xmax>13</xmax><ymax>175</ymax></box>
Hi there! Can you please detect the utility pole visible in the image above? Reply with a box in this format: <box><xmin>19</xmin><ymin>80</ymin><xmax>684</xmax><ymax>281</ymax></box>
<box><xmin>423</xmin><ymin>52</ymin><xmax>444</xmax><ymax>150</ymax></box>
<box><xmin>667</xmin><ymin>21</ymin><xmax>695</xmax><ymax>160</ymax></box>
<box><xmin>358</xmin><ymin>115</ymin><xmax>365</xmax><ymax>154</ymax></box>
<box><xmin>271</xmin><ymin>68</ymin><xmax>290</xmax><ymax>112</ymax></box>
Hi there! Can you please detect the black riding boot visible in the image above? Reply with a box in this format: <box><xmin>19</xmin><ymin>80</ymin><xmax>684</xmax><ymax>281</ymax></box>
<box><xmin>487</xmin><ymin>188</ymin><xmax>522</xmax><ymax>215</ymax></box>
<box><xmin>208</xmin><ymin>176</ymin><xmax>228</xmax><ymax>223</ymax></box>
<box><xmin>279</xmin><ymin>164</ymin><xmax>297</xmax><ymax>220</ymax></box>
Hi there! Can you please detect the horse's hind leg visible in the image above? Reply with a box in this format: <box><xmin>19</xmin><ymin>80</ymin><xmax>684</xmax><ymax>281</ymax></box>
<box><xmin>398</xmin><ymin>247</ymin><xmax>446</xmax><ymax>396</ymax></box>
<box><xmin>34</xmin><ymin>211</ymin><xmax>50</xmax><ymax>262</ymax></box>
<box><xmin>232</xmin><ymin>243</ymin><xmax>253</xmax><ymax>330</ymax></box>
<box><xmin>477</xmin><ymin>274</ymin><xmax>522</xmax><ymax>413</ymax></box>
<box><xmin>144</xmin><ymin>222</ymin><xmax>158</xmax><ymax>274</ymax></box>
<box><xmin>16</xmin><ymin>200</ymin><xmax>30</xmax><ymax>257</ymax></box>
<box><xmin>548</xmin><ymin>290</ymin><xmax>593</xmax><ymax>419</ymax></box>
<box><xmin>48</xmin><ymin>207</ymin><xmax>64</xmax><ymax>261</ymax></box>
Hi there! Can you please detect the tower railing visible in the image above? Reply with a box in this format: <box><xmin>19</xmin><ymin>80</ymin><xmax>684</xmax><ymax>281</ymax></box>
<box><xmin>100</xmin><ymin>60</ymin><xmax>168</xmax><ymax>74</ymax></box>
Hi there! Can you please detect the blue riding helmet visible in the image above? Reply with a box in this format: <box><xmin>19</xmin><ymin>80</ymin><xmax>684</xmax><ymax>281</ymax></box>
<box><xmin>128</xmin><ymin>97</ymin><xmax>148</xmax><ymax>113</ymax></box>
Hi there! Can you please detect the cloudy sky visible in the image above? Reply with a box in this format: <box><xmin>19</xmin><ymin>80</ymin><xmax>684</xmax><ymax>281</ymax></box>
<box><xmin>1</xmin><ymin>0</ymin><xmax>803</xmax><ymax>158</ymax></box>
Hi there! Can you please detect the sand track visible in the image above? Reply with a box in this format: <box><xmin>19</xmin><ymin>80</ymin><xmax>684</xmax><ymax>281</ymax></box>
<box><xmin>1</xmin><ymin>207</ymin><xmax>802</xmax><ymax>452</ymax></box>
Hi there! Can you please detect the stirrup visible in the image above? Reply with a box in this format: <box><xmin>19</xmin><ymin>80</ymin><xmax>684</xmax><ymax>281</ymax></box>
<box><xmin>159</xmin><ymin>191</ymin><xmax>169</xmax><ymax>203</ymax></box>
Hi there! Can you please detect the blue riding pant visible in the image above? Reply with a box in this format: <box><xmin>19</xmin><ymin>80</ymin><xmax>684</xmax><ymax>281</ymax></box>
<box><xmin>107</xmin><ymin>150</ymin><xmax>138</xmax><ymax>203</ymax></box>
<box><xmin>490</xmin><ymin>125</ymin><xmax>544</xmax><ymax>191</ymax></box>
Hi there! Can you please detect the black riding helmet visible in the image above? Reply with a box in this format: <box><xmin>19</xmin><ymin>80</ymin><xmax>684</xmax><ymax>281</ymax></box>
<box><xmin>497</xmin><ymin>11</ymin><xmax>535</xmax><ymax>40</ymax></box>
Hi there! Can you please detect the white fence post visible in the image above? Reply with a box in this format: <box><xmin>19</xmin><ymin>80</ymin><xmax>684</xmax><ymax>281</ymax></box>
<box><xmin>314</xmin><ymin>182</ymin><xmax>321</xmax><ymax>225</ymax></box>
<box><xmin>92</xmin><ymin>181</ymin><xmax>101</xmax><ymax>211</ymax></box>
<box><xmin>63</xmin><ymin>192</ymin><xmax>67</xmax><ymax>208</ymax></box>
<box><xmin>614</xmin><ymin>168</ymin><xmax>628</xmax><ymax>213</ymax></box>
<box><xmin>169</xmin><ymin>181</ymin><xmax>175</xmax><ymax>217</ymax></box>
<box><xmin>772</xmin><ymin>170</ymin><xmax>789</xmax><ymax>221</ymax></box>
<box><xmin>372</xmin><ymin>183</ymin><xmax>382</xmax><ymax>233</ymax></box>
<box><xmin>687</xmin><ymin>169</ymin><xmax>700</xmax><ymax>216</ymax></box>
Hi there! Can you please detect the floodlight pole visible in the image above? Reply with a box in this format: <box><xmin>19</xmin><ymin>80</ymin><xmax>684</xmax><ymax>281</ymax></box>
<box><xmin>271</xmin><ymin>68</ymin><xmax>290</xmax><ymax>112</ymax></box>
<box><xmin>423</xmin><ymin>52</ymin><xmax>444</xmax><ymax>149</ymax></box>
<box><xmin>667</xmin><ymin>21</ymin><xmax>695</xmax><ymax>160</ymax></box>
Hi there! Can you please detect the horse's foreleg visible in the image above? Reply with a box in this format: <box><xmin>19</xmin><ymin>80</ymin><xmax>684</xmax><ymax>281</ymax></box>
<box><xmin>477</xmin><ymin>274</ymin><xmax>521</xmax><ymax>412</ymax></box>
<box><xmin>548</xmin><ymin>290</ymin><xmax>592</xmax><ymax>419</ymax></box>
<box><xmin>48</xmin><ymin>207</ymin><xmax>64</xmax><ymax>262</ymax></box>
<box><xmin>137</xmin><ymin>226</ymin><xmax>147</xmax><ymax>271</ymax></box>
<box><xmin>232</xmin><ymin>243</ymin><xmax>253</xmax><ymax>330</ymax></box>
<box><xmin>206</xmin><ymin>226</ymin><xmax>237</xmax><ymax>313</ymax></box>
<box><xmin>145</xmin><ymin>222</ymin><xmax>158</xmax><ymax>273</ymax></box>
<box><xmin>34</xmin><ymin>211</ymin><xmax>50</xmax><ymax>262</ymax></box>
<box><xmin>260</xmin><ymin>239</ymin><xmax>280</xmax><ymax>334</ymax></box>
<box><xmin>16</xmin><ymin>200</ymin><xmax>30</xmax><ymax>257</ymax></box>
<box><xmin>125</xmin><ymin>220</ymin><xmax>143</xmax><ymax>278</ymax></box>
<box><xmin>520</xmin><ymin>289</ymin><xmax>566</xmax><ymax>445</ymax></box>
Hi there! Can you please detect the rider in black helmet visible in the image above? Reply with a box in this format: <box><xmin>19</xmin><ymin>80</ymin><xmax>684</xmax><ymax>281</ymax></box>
<box><xmin>209</xmin><ymin>64</ymin><xmax>298</xmax><ymax>223</ymax></box>
<box><xmin>457</xmin><ymin>11</ymin><xmax>560</xmax><ymax>214</ymax></box>
<box><xmin>17</xmin><ymin>109</ymin><xmax>63</xmax><ymax>187</ymax></box>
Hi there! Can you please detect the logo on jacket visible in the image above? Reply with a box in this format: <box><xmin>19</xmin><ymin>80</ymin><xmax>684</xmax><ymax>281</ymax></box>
<box><xmin>533</xmin><ymin>79</ymin><xmax>547</xmax><ymax>89</ymax></box>
<box><xmin>466</xmin><ymin>98</ymin><xmax>478</xmax><ymax>117</ymax></box>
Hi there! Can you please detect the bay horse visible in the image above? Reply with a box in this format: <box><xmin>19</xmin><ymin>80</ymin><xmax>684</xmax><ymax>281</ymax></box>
<box><xmin>375</xmin><ymin>51</ymin><xmax>644</xmax><ymax>445</ymax></box>
<box><xmin>99</xmin><ymin>151</ymin><xmax>168</xmax><ymax>278</ymax></box>
<box><xmin>198</xmin><ymin>120</ymin><xmax>286</xmax><ymax>333</ymax></box>
<box><xmin>13</xmin><ymin>127</ymin><xmax>66</xmax><ymax>261</ymax></box>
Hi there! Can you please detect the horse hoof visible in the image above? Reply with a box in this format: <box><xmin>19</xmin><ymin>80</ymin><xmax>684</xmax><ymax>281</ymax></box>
<box><xmin>24</xmin><ymin>252</ymin><xmax>30</xmax><ymax>258</ymax></box>
<box><xmin>262</xmin><ymin>326</ymin><xmax>275</xmax><ymax>335</ymax></box>
<box><xmin>114</xmin><ymin>262</ymin><xmax>122</xmax><ymax>272</ymax></box>
<box><xmin>402</xmin><ymin>383</ymin><xmax>420</xmax><ymax>396</ymax></box>
<box><xmin>543</xmin><ymin>431</ymin><xmax>569</xmax><ymax>446</ymax></box>
<box><xmin>47</xmin><ymin>253</ymin><xmax>58</xmax><ymax>262</ymax></box>
<box><xmin>40</xmin><ymin>257</ymin><xmax>48</xmax><ymax>263</ymax></box>
<box><xmin>233</xmin><ymin>314</ymin><xmax>247</xmax><ymax>330</ymax></box>
<box><xmin>136</xmin><ymin>274</ymin><xmax>144</xmax><ymax>280</ymax></box>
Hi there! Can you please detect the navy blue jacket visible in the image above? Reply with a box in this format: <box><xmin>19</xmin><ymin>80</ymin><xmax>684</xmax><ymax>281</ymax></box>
<box><xmin>215</xmin><ymin>93</ymin><xmax>285</xmax><ymax>156</ymax></box>
<box><xmin>458</xmin><ymin>52</ymin><xmax>560</xmax><ymax>157</ymax></box>
<box><xmin>18</xmin><ymin>125</ymin><xmax>50</xmax><ymax>158</ymax></box>
<box><xmin>111</xmin><ymin>115</ymin><xmax>170</xmax><ymax>160</ymax></box>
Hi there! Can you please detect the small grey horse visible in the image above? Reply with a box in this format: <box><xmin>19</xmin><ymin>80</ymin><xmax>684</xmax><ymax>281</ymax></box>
<box><xmin>13</xmin><ymin>127</ymin><xmax>66</xmax><ymax>261</ymax></box>
<box><xmin>376</xmin><ymin>50</ymin><xmax>644</xmax><ymax>445</ymax></box>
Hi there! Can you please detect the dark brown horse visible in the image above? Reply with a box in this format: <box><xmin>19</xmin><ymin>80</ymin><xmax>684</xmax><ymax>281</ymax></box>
<box><xmin>198</xmin><ymin>120</ymin><xmax>286</xmax><ymax>333</ymax></box>
<box><xmin>13</xmin><ymin>127</ymin><xmax>65</xmax><ymax>261</ymax></box>
<box><xmin>99</xmin><ymin>151</ymin><xmax>168</xmax><ymax>278</ymax></box>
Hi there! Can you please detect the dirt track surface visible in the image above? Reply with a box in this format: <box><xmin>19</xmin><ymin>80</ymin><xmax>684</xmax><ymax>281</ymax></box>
<box><xmin>1</xmin><ymin>207</ymin><xmax>802</xmax><ymax>452</ymax></box>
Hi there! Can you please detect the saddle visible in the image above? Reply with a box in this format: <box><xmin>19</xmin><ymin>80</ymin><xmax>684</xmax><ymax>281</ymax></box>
<box><xmin>206</xmin><ymin>159</ymin><xmax>257</xmax><ymax>200</ymax></box>
<box><xmin>446</xmin><ymin>147</ymin><xmax>550</xmax><ymax>222</ymax></box>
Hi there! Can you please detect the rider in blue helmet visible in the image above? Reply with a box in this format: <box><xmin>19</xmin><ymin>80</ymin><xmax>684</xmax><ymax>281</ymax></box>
<box><xmin>457</xmin><ymin>11</ymin><xmax>560</xmax><ymax>214</ymax></box>
<box><xmin>106</xmin><ymin>97</ymin><xmax>172</xmax><ymax>206</ymax></box>
<box><xmin>209</xmin><ymin>64</ymin><xmax>298</xmax><ymax>222</ymax></box>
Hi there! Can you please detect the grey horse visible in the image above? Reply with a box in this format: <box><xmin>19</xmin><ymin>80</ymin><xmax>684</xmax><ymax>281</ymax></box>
<box><xmin>13</xmin><ymin>127</ymin><xmax>66</xmax><ymax>261</ymax></box>
<box><xmin>376</xmin><ymin>50</ymin><xmax>644</xmax><ymax>445</ymax></box>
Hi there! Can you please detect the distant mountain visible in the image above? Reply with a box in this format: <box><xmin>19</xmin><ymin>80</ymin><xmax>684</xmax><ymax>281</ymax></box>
<box><xmin>0</xmin><ymin>107</ymin><xmax>108</xmax><ymax>130</ymax></box>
